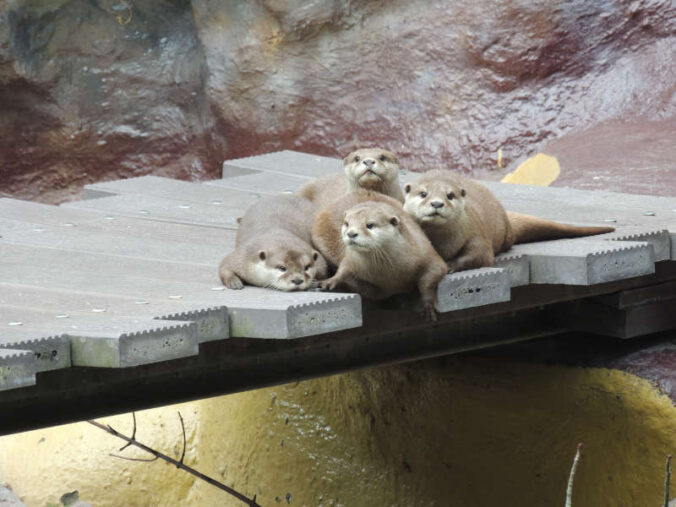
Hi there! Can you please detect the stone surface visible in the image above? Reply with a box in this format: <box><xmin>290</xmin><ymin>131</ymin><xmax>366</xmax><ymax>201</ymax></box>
<box><xmin>1</xmin><ymin>0</ymin><xmax>674</xmax><ymax>203</ymax></box>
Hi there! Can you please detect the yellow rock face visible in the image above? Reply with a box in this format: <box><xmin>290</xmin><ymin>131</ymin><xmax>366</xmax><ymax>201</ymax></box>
<box><xmin>1</xmin><ymin>358</ymin><xmax>676</xmax><ymax>506</ymax></box>
<box><xmin>501</xmin><ymin>153</ymin><xmax>561</xmax><ymax>186</ymax></box>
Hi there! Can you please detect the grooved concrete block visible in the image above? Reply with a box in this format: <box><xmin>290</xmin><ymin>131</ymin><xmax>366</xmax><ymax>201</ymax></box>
<box><xmin>437</xmin><ymin>268</ymin><xmax>511</xmax><ymax>312</ymax></box>
<box><xmin>602</xmin><ymin>227</ymin><xmax>671</xmax><ymax>262</ymax></box>
<box><xmin>0</xmin><ymin>328</ymin><xmax>71</xmax><ymax>372</ymax></box>
<box><xmin>206</xmin><ymin>172</ymin><xmax>311</xmax><ymax>195</ymax></box>
<box><xmin>222</xmin><ymin>150</ymin><xmax>342</xmax><ymax>178</ymax></box>
<box><xmin>493</xmin><ymin>252</ymin><xmax>530</xmax><ymax>287</ymax></box>
<box><xmin>1</xmin><ymin>306</ymin><xmax>199</xmax><ymax>368</ymax></box>
<box><xmin>0</xmin><ymin>349</ymin><xmax>35</xmax><ymax>391</ymax></box>
<box><xmin>512</xmin><ymin>239</ymin><xmax>655</xmax><ymax>285</ymax></box>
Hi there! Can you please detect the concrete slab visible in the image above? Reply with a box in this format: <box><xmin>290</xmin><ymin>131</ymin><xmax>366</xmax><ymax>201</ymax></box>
<box><xmin>0</xmin><ymin>198</ymin><xmax>238</xmax><ymax>247</ymax></box>
<box><xmin>206</xmin><ymin>172</ymin><xmax>311</xmax><ymax>195</ymax></box>
<box><xmin>511</xmin><ymin>239</ymin><xmax>655</xmax><ymax>285</ymax></box>
<box><xmin>0</xmin><ymin>328</ymin><xmax>71</xmax><ymax>373</ymax></box>
<box><xmin>0</xmin><ymin>306</ymin><xmax>199</xmax><ymax>368</ymax></box>
<box><xmin>83</xmin><ymin>176</ymin><xmax>258</xmax><ymax>209</ymax></box>
<box><xmin>222</xmin><ymin>150</ymin><xmax>343</xmax><ymax>178</ymax></box>
<box><xmin>437</xmin><ymin>268</ymin><xmax>511</xmax><ymax>312</ymax></box>
<box><xmin>63</xmin><ymin>193</ymin><xmax>248</xmax><ymax>229</ymax></box>
<box><xmin>493</xmin><ymin>252</ymin><xmax>530</xmax><ymax>287</ymax></box>
<box><xmin>0</xmin><ymin>217</ymin><xmax>235</xmax><ymax>266</ymax></box>
<box><xmin>602</xmin><ymin>227</ymin><xmax>671</xmax><ymax>262</ymax></box>
<box><xmin>0</xmin><ymin>349</ymin><xmax>35</xmax><ymax>392</ymax></box>
<box><xmin>0</xmin><ymin>244</ymin><xmax>362</xmax><ymax>339</ymax></box>
<box><xmin>481</xmin><ymin>181</ymin><xmax>676</xmax><ymax>259</ymax></box>
<box><xmin>0</xmin><ymin>284</ymin><xmax>229</xmax><ymax>344</ymax></box>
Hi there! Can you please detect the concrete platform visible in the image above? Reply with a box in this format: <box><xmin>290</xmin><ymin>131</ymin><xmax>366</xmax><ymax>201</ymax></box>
<box><xmin>2</xmin><ymin>149</ymin><xmax>676</xmax><ymax>434</ymax></box>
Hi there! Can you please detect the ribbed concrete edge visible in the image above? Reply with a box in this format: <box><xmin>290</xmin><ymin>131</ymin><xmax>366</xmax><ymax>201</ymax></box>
<box><xmin>494</xmin><ymin>252</ymin><xmax>530</xmax><ymax>287</ymax></box>
<box><xmin>81</xmin><ymin>187</ymin><xmax>118</xmax><ymax>200</ymax></box>
<box><xmin>155</xmin><ymin>306</ymin><xmax>229</xmax><ymax>343</ymax></box>
<box><xmin>228</xmin><ymin>294</ymin><xmax>362</xmax><ymax>339</ymax></box>
<box><xmin>1</xmin><ymin>334</ymin><xmax>71</xmax><ymax>372</ymax></box>
<box><xmin>287</xmin><ymin>295</ymin><xmax>362</xmax><ymax>338</ymax></box>
<box><xmin>604</xmin><ymin>229</ymin><xmax>671</xmax><ymax>262</ymax></box>
<box><xmin>437</xmin><ymin>268</ymin><xmax>511</xmax><ymax>312</ymax></box>
<box><xmin>70</xmin><ymin>321</ymin><xmax>199</xmax><ymax>368</ymax></box>
<box><xmin>587</xmin><ymin>241</ymin><xmax>655</xmax><ymax>285</ymax></box>
<box><xmin>0</xmin><ymin>349</ymin><xmax>36</xmax><ymax>391</ymax></box>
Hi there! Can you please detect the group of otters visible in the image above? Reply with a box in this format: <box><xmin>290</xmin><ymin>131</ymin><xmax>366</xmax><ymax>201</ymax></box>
<box><xmin>219</xmin><ymin>148</ymin><xmax>614</xmax><ymax>321</ymax></box>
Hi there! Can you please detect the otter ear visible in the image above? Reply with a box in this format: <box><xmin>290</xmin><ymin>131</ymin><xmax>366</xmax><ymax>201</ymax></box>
<box><xmin>313</xmin><ymin>251</ymin><xmax>319</xmax><ymax>261</ymax></box>
<box><xmin>461</xmin><ymin>188</ymin><xmax>466</xmax><ymax>197</ymax></box>
<box><xmin>343</xmin><ymin>156</ymin><xmax>350</xmax><ymax>165</ymax></box>
<box><xmin>236</xmin><ymin>217</ymin><xmax>242</xmax><ymax>224</ymax></box>
<box><xmin>404</xmin><ymin>184</ymin><xmax>411</xmax><ymax>194</ymax></box>
<box><xmin>390</xmin><ymin>216</ymin><xmax>399</xmax><ymax>227</ymax></box>
<box><xmin>258</xmin><ymin>250</ymin><xmax>266</xmax><ymax>261</ymax></box>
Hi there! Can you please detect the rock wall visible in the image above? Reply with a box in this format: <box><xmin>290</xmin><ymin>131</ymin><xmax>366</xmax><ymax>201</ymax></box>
<box><xmin>0</xmin><ymin>0</ymin><xmax>674</xmax><ymax>202</ymax></box>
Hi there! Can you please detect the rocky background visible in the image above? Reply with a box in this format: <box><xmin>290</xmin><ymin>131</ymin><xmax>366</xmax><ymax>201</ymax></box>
<box><xmin>0</xmin><ymin>0</ymin><xmax>674</xmax><ymax>202</ymax></box>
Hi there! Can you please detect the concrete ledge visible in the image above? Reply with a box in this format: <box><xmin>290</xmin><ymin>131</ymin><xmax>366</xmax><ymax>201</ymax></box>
<box><xmin>0</xmin><ymin>349</ymin><xmax>35</xmax><ymax>392</ymax></box>
<box><xmin>437</xmin><ymin>268</ymin><xmax>511</xmax><ymax>312</ymax></box>
<box><xmin>494</xmin><ymin>252</ymin><xmax>530</xmax><ymax>287</ymax></box>
<box><xmin>222</xmin><ymin>150</ymin><xmax>342</xmax><ymax>178</ymax></box>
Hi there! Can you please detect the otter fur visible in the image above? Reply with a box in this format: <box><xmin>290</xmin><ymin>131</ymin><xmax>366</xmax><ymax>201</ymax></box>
<box><xmin>219</xmin><ymin>195</ymin><xmax>328</xmax><ymax>291</ymax></box>
<box><xmin>403</xmin><ymin>170</ymin><xmax>615</xmax><ymax>272</ymax></box>
<box><xmin>298</xmin><ymin>148</ymin><xmax>405</xmax><ymax>205</ymax></box>
<box><xmin>312</xmin><ymin>190</ymin><xmax>448</xmax><ymax>321</ymax></box>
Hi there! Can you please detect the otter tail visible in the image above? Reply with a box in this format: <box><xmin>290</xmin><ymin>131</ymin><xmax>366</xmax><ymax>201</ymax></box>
<box><xmin>507</xmin><ymin>211</ymin><xmax>615</xmax><ymax>244</ymax></box>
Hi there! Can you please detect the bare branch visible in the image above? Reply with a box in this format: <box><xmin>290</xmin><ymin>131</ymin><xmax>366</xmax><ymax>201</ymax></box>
<box><xmin>565</xmin><ymin>442</ymin><xmax>584</xmax><ymax>507</ymax></box>
<box><xmin>178</xmin><ymin>411</ymin><xmax>186</xmax><ymax>465</ymax></box>
<box><xmin>109</xmin><ymin>453</ymin><xmax>158</xmax><ymax>463</ymax></box>
<box><xmin>665</xmin><ymin>454</ymin><xmax>672</xmax><ymax>507</ymax></box>
<box><xmin>119</xmin><ymin>412</ymin><xmax>137</xmax><ymax>452</ymax></box>
<box><xmin>87</xmin><ymin>416</ymin><xmax>261</xmax><ymax>506</ymax></box>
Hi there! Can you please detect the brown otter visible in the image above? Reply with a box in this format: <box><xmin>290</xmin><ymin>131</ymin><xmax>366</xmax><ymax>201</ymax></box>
<box><xmin>312</xmin><ymin>190</ymin><xmax>448</xmax><ymax>321</ymax></box>
<box><xmin>298</xmin><ymin>148</ymin><xmax>405</xmax><ymax>204</ymax></box>
<box><xmin>219</xmin><ymin>195</ymin><xmax>328</xmax><ymax>291</ymax></box>
<box><xmin>403</xmin><ymin>170</ymin><xmax>615</xmax><ymax>272</ymax></box>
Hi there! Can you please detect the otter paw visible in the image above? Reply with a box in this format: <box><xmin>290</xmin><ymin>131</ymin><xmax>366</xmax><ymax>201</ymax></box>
<box><xmin>421</xmin><ymin>302</ymin><xmax>438</xmax><ymax>323</ymax></box>
<box><xmin>223</xmin><ymin>276</ymin><xmax>244</xmax><ymax>290</ymax></box>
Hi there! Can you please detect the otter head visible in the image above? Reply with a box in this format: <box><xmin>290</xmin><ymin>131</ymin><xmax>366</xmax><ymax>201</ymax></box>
<box><xmin>403</xmin><ymin>179</ymin><xmax>467</xmax><ymax>226</ymax></box>
<box><xmin>253</xmin><ymin>248</ymin><xmax>321</xmax><ymax>291</ymax></box>
<box><xmin>343</xmin><ymin>148</ymin><xmax>400</xmax><ymax>190</ymax></box>
<box><xmin>341</xmin><ymin>202</ymin><xmax>402</xmax><ymax>253</ymax></box>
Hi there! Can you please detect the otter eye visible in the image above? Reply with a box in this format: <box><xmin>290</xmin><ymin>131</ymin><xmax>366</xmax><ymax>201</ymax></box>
<box><xmin>379</xmin><ymin>154</ymin><xmax>386</xmax><ymax>161</ymax></box>
<box><xmin>420</xmin><ymin>191</ymin><xmax>427</xmax><ymax>198</ymax></box>
<box><xmin>366</xmin><ymin>223</ymin><xmax>375</xmax><ymax>229</ymax></box>
<box><xmin>354</xmin><ymin>156</ymin><xmax>360</xmax><ymax>162</ymax></box>
<box><xmin>447</xmin><ymin>192</ymin><xmax>455</xmax><ymax>200</ymax></box>
<box><xmin>344</xmin><ymin>221</ymin><xmax>349</xmax><ymax>227</ymax></box>
<box><xmin>276</xmin><ymin>266</ymin><xmax>287</xmax><ymax>272</ymax></box>
<box><xmin>305</xmin><ymin>264</ymin><xmax>311</xmax><ymax>271</ymax></box>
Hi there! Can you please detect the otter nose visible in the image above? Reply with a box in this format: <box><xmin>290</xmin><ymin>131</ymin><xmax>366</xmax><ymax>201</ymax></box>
<box><xmin>363</xmin><ymin>158</ymin><xmax>375</xmax><ymax>167</ymax></box>
<box><xmin>291</xmin><ymin>278</ymin><xmax>304</xmax><ymax>286</ymax></box>
<box><xmin>430</xmin><ymin>200</ymin><xmax>444</xmax><ymax>209</ymax></box>
<box><xmin>347</xmin><ymin>231</ymin><xmax>358</xmax><ymax>239</ymax></box>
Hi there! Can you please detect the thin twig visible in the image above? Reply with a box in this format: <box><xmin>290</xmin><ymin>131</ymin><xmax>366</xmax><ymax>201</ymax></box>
<box><xmin>109</xmin><ymin>453</ymin><xmax>158</xmax><ymax>462</ymax></box>
<box><xmin>119</xmin><ymin>412</ymin><xmax>136</xmax><ymax>452</ymax></box>
<box><xmin>565</xmin><ymin>442</ymin><xmax>583</xmax><ymax>507</ymax></box>
<box><xmin>87</xmin><ymin>417</ymin><xmax>261</xmax><ymax>506</ymax></box>
<box><xmin>665</xmin><ymin>454</ymin><xmax>672</xmax><ymax>507</ymax></box>
<box><xmin>178</xmin><ymin>411</ymin><xmax>186</xmax><ymax>465</ymax></box>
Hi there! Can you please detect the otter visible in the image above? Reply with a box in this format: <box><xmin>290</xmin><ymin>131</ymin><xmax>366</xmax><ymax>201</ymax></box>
<box><xmin>403</xmin><ymin>170</ymin><xmax>615</xmax><ymax>272</ymax></box>
<box><xmin>312</xmin><ymin>190</ymin><xmax>448</xmax><ymax>321</ymax></box>
<box><xmin>219</xmin><ymin>195</ymin><xmax>328</xmax><ymax>291</ymax></box>
<box><xmin>298</xmin><ymin>148</ymin><xmax>405</xmax><ymax>204</ymax></box>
